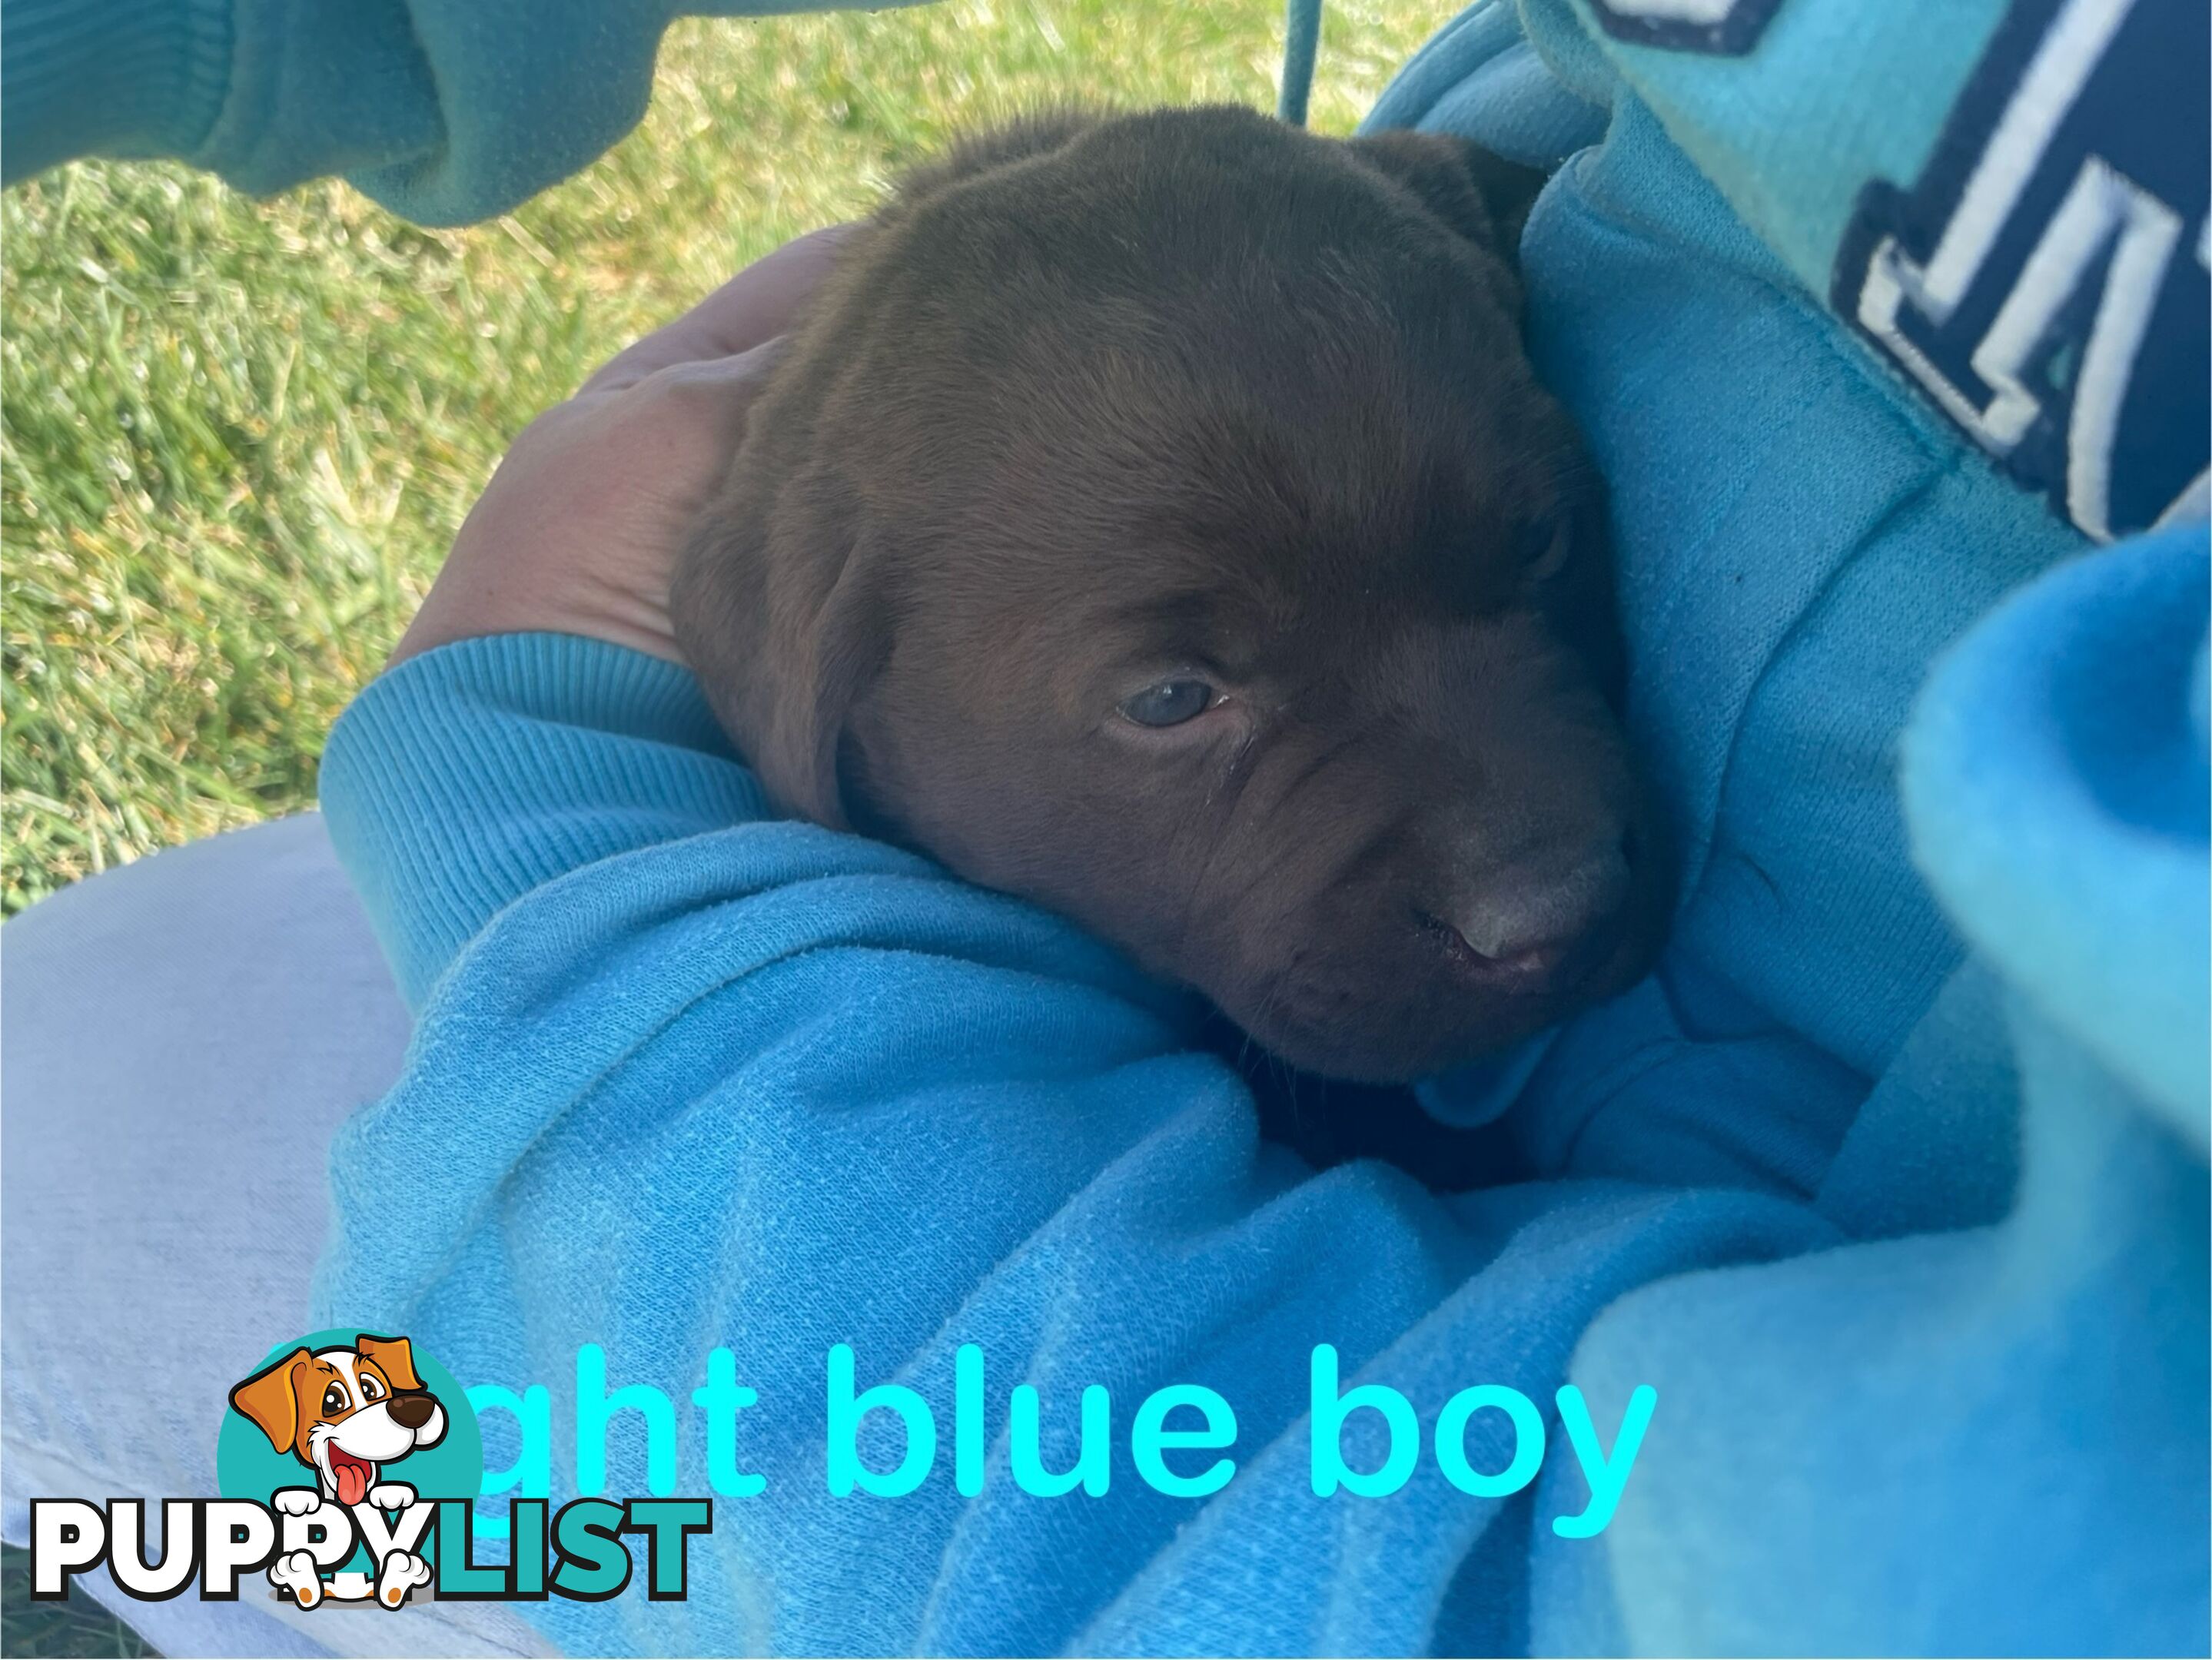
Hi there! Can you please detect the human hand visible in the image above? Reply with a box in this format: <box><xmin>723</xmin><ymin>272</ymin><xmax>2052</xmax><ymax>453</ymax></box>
<box><xmin>390</xmin><ymin>226</ymin><xmax>851</xmax><ymax>668</ymax></box>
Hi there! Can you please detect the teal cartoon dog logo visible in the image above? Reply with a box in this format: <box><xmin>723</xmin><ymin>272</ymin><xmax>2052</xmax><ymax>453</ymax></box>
<box><xmin>221</xmin><ymin>1331</ymin><xmax>481</xmax><ymax>1609</ymax></box>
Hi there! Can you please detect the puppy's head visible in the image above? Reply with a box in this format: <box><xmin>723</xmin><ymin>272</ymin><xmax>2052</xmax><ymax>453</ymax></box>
<box><xmin>230</xmin><ymin>1335</ymin><xmax>448</xmax><ymax>1506</ymax></box>
<box><xmin>677</xmin><ymin>108</ymin><xmax>1667</xmax><ymax>1082</ymax></box>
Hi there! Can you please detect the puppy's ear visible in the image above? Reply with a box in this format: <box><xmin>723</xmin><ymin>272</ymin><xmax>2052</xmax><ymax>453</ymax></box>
<box><xmin>357</xmin><ymin>1333</ymin><xmax>423</xmax><ymax>1393</ymax></box>
<box><xmin>675</xmin><ymin>486</ymin><xmax>891</xmax><ymax>831</ymax></box>
<box><xmin>752</xmin><ymin>536</ymin><xmax>889</xmax><ymax>829</ymax></box>
<box><xmin>1346</xmin><ymin>130</ymin><xmax>1548</xmax><ymax>258</ymax></box>
<box><xmin>231</xmin><ymin>1349</ymin><xmax>312</xmax><ymax>1454</ymax></box>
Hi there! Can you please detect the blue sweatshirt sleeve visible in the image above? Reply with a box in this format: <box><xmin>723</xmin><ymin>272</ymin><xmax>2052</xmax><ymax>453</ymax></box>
<box><xmin>0</xmin><ymin>0</ymin><xmax>921</xmax><ymax>225</ymax></box>
<box><xmin>311</xmin><ymin>632</ymin><xmax>1826</xmax><ymax>1655</ymax></box>
<box><xmin>317</xmin><ymin>633</ymin><xmax>774</xmax><ymax>1008</ymax></box>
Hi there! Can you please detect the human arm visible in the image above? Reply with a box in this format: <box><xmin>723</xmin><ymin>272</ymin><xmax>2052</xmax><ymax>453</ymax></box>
<box><xmin>311</xmin><ymin>231</ymin><xmax>1824</xmax><ymax>1655</ymax></box>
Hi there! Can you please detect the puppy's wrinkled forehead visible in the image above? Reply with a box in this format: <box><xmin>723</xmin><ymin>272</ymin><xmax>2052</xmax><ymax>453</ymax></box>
<box><xmin>870</xmin><ymin>120</ymin><xmax>1579</xmax><ymax>649</ymax></box>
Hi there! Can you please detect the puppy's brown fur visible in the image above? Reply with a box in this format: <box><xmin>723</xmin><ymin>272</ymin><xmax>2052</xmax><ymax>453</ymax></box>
<box><xmin>676</xmin><ymin>107</ymin><xmax>1666</xmax><ymax>1084</ymax></box>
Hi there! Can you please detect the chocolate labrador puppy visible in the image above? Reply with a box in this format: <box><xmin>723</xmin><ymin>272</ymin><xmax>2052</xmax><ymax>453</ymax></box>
<box><xmin>675</xmin><ymin>106</ymin><xmax>1666</xmax><ymax>1088</ymax></box>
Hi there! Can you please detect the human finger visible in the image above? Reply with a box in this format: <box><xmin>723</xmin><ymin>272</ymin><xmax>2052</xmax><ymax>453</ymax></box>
<box><xmin>580</xmin><ymin>224</ymin><xmax>854</xmax><ymax>395</ymax></box>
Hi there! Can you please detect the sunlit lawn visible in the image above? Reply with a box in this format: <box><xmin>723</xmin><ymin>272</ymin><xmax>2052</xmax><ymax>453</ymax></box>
<box><xmin>0</xmin><ymin>0</ymin><xmax>1456</xmax><ymax>915</ymax></box>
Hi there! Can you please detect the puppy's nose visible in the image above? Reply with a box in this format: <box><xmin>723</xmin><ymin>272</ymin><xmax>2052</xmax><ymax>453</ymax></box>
<box><xmin>387</xmin><ymin>1392</ymin><xmax>437</xmax><ymax>1429</ymax></box>
<box><xmin>1451</xmin><ymin>843</ymin><xmax>1631</xmax><ymax>983</ymax></box>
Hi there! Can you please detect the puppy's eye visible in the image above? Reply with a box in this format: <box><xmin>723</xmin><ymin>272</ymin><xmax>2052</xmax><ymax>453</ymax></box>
<box><xmin>323</xmin><ymin>1383</ymin><xmax>349</xmax><ymax>1415</ymax></box>
<box><xmin>1119</xmin><ymin>679</ymin><xmax>1217</xmax><ymax>729</ymax></box>
<box><xmin>1520</xmin><ymin>517</ymin><xmax>1572</xmax><ymax>582</ymax></box>
<box><xmin>360</xmin><ymin>1375</ymin><xmax>384</xmax><ymax>1401</ymax></box>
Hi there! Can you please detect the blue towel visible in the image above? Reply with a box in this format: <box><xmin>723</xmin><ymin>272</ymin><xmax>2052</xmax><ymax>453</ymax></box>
<box><xmin>317</xmin><ymin>0</ymin><xmax>2210</xmax><ymax>1651</ymax></box>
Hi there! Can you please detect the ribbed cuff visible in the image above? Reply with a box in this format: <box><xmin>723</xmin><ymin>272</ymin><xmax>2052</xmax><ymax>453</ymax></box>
<box><xmin>2</xmin><ymin>0</ymin><xmax>231</xmax><ymax>183</ymax></box>
<box><xmin>318</xmin><ymin>632</ymin><xmax>771</xmax><ymax>1008</ymax></box>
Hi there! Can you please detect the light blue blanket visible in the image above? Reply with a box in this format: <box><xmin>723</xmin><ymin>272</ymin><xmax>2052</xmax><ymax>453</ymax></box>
<box><xmin>317</xmin><ymin>1</ymin><xmax>2210</xmax><ymax>1651</ymax></box>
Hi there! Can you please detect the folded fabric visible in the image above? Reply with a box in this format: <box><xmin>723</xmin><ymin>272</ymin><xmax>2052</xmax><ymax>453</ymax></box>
<box><xmin>1551</xmin><ymin>523</ymin><xmax>2209</xmax><ymax>1657</ymax></box>
<box><xmin>314</xmin><ymin>0</ymin><xmax>2210</xmax><ymax>1652</ymax></box>
<box><xmin>320</xmin><ymin>632</ymin><xmax>1835</xmax><ymax>1658</ymax></box>
<box><xmin>0</xmin><ymin>0</ymin><xmax>925</xmax><ymax>224</ymax></box>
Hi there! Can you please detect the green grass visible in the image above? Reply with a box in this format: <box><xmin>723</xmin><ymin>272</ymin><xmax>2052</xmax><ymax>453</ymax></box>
<box><xmin>0</xmin><ymin>0</ymin><xmax>1455</xmax><ymax>916</ymax></box>
<box><xmin>0</xmin><ymin>1548</ymin><xmax>158</xmax><ymax>1656</ymax></box>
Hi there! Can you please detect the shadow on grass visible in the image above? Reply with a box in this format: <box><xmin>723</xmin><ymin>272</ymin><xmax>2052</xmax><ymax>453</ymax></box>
<box><xmin>1</xmin><ymin>1545</ymin><xmax>157</xmax><ymax>1658</ymax></box>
